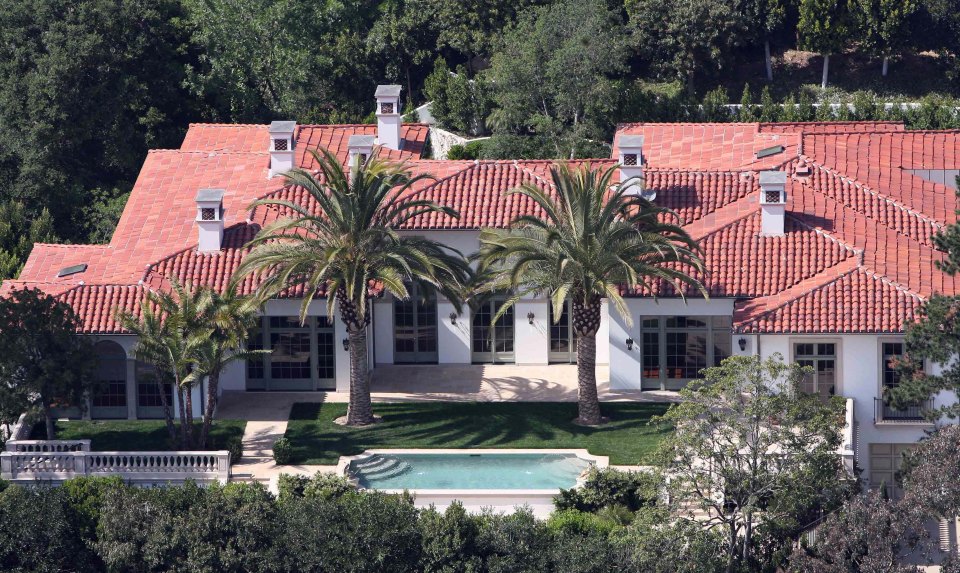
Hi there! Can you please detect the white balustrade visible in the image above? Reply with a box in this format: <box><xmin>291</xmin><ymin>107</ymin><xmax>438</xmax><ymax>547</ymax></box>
<box><xmin>1</xmin><ymin>447</ymin><xmax>230</xmax><ymax>484</ymax></box>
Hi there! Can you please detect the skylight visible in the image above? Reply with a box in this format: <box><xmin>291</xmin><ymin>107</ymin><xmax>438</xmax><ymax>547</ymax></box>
<box><xmin>57</xmin><ymin>263</ymin><xmax>88</xmax><ymax>278</ymax></box>
<box><xmin>756</xmin><ymin>145</ymin><xmax>785</xmax><ymax>159</ymax></box>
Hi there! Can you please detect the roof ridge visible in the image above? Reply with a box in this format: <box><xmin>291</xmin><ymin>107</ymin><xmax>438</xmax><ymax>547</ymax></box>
<box><xmin>734</xmin><ymin>258</ymin><xmax>861</xmax><ymax>330</ymax></box>
<box><xmin>511</xmin><ymin>160</ymin><xmax>555</xmax><ymax>188</ymax></box>
<box><xmin>149</xmin><ymin>149</ymin><xmax>270</xmax><ymax>156</ymax></box>
<box><xmin>801</xmin><ymin>158</ymin><xmax>945</xmax><ymax>231</ymax></box>
<box><xmin>30</xmin><ymin>242</ymin><xmax>111</xmax><ymax>249</ymax></box>
<box><xmin>185</xmin><ymin>122</ymin><xmax>431</xmax><ymax>129</ymax></box>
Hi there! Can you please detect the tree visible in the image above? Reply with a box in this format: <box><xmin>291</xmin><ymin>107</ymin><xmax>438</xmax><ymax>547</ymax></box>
<box><xmin>0</xmin><ymin>202</ymin><xmax>57</xmax><ymax>281</ymax></box>
<box><xmin>0</xmin><ymin>288</ymin><xmax>96</xmax><ymax>439</ymax></box>
<box><xmin>423</xmin><ymin>58</ymin><xmax>492</xmax><ymax>136</ymax></box>
<box><xmin>190</xmin><ymin>286</ymin><xmax>264</xmax><ymax>449</ymax></box>
<box><xmin>655</xmin><ymin>354</ymin><xmax>851</xmax><ymax>572</ymax></box>
<box><xmin>117</xmin><ymin>279</ymin><xmax>212</xmax><ymax>448</ymax></box>
<box><xmin>365</xmin><ymin>0</ymin><xmax>438</xmax><ymax>102</ymax></box>
<box><xmin>741</xmin><ymin>0</ymin><xmax>787</xmax><ymax>81</ymax></box>
<box><xmin>627</xmin><ymin>0</ymin><xmax>747</xmax><ymax>95</ymax></box>
<box><xmin>848</xmin><ymin>0</ymin><xmax>918</xmax><ymax>76</ymax></box>
<box><xmin>798</xmin><ymin>0</ymin><xmax>851</xmax><ymax>88</ymax></box>
<box><xmin>235</xmin><ymin>148</ymin><xmax>471</xmax><ymax>426</ymax></box>
<box><xmin>476</xmin><ymin>163</ymin><xmax>705</xmax><ymax>425</ymax></box>
<box><xmin>486</xmin><ymin>0</ymin><xmax>630</xmax><ymax>159</ymax></box>
<box><xmin>428</xmin><ymin>0</ymin><xmax>542</xmax><ymax>67</ymax></box>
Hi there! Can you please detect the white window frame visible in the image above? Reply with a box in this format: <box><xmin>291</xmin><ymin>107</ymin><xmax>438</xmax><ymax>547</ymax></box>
<box><xmin>789</xmin><ymin>338</ymin><xmax>842</xmax><ymax>397</ymax></box>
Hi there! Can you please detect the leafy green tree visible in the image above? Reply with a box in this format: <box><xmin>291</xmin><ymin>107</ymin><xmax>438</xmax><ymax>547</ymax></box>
<box><xmin>486</xmin><ymin>0</ymin><xmax>629</xmax><ymax>159</ymax></box>
<box><xmin>418</xmin><ymin>502</ymin><xmax>483</xmax><ymax>572</ymax></box>
<box><xmin>428</xmin><ymin>0</ymin><xmax>543</xmax><ymax>67</ymax></box>
<box><xmin>0</xmin><ymin>0</ymin><xmax>195</xmax><ymax>243</ymax></box>
<box><xmin>477</xmin><ymin>163</ymin><xmax>705</xmax><ymax>425</ymax></box>
<box><xmin>627</xmin><ymin>0</ymin><xmax>747</xmax><ymax>95</ymax></box>
<box><xmin>738</xmin><ymin>84</ymin><xmax>758</xmax><ymax>122</ymax></box>
<box><xmin>0</xmin><ymin>288</ymin><xmax>96</xmax><ymax>439</ymax></box>
<box><xmin>701</xmin><ymin>87</ymin><xmax>731</xmax><ymax>122</ymax></box>
<box><xmin>366</xmin><ymin>0</ymin><xmax>438</xmax><ymax>101</ymax></box>
<box><xmin>235</xmin><ymin>149</ymin><xmax>471</xmax><ymax>426</ymax></box>
<box><xmin>117</xmin><ymin>279</ymin><xmax>213</xmax><ymax>447</ymax></box>
<box><xmin>798</xmin><ymin>0</ymin><xmax>851</xmax><ymax>88</ymax></box>
<box><xmin>741</xmin><ymin>0</ymin><xmax>787</xmax><ymax>81</ymax></box>
<box><xmin>80</xmin><ymin>188</ymin><xmax>130</xmax><ymax>245</ymax></box>
<box><xmin>0</xmin><ymin>202</ymin><xmax>57</xmax><ymax>281</ymax></box>
<box><xmin>848</xmin><ymin>0</ymin><xmax>918</xmax><ymax>76</ymax></box>
<box><xmin>182</xmin><ymin>0</ymin><xmax>376</xmax><ymax>123</ymax></box>
<box><xmin>759</xmin><ymin>86</ymin><xmax>779</xmax><ymax>121</ymax></box>
<box><xmin>423</xmin><ymin>59</ymin><xmax>492</xmax><ymax>136</ymax></box>
<box><xmin>655</xmin><ymin>354</ymin><xmax>851</xmax><ymax>572</ymax></box>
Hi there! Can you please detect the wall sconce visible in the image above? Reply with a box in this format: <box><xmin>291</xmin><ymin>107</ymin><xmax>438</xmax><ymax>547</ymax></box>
<box><xmin>626</xmin><ymin>337</ymin><xmax>634</xmax><ymax>351</ymax></box>
<box><xmin>342</xmin><ymin>338</ymin><xmax>350</xmax><ymax>351</ymax></box>
<box><xmin>738</xmin><ymin>337</ymin><xmax>747</xmax><ymax>351</ymax></box>
<box><xmin>449</xmin><ymin>312</ymin><xmax>458</xmax><ymax>325</ymax></box>
<box><xmin>527</xmin><ymin>311</ymin><xmax>535</xmax><ymax>325</ymax></box>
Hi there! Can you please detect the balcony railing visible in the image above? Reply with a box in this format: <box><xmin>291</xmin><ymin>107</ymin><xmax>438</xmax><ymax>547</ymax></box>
<box><xmin>874</xmin><ymin>397</ymin><xmax>934</xmax><ymax>423</ymax></box>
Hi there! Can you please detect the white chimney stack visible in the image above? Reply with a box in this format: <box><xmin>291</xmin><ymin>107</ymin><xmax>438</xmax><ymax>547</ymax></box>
<box><xmin>268</xmin><ymin>120</ymin><xmax>296</xmax><ymax>178</ymax></box>
<box><xmin>196</xmin><ymin>188</ymin><xmax>224</xmax><ymax>253</ymax></box>
<box><xmin>758</xmin><ymin>171</ymin><xmax>787</xmax><ymax>237</ymax></box>
<box><xmin>375</xmin><ymin>85</ymin><xmax>402</xmax><ymax>151</ymax></box>
<box><xmin>618</xmin><ymin>135</ymin><xmax>644</xmax><ymax>196</ymax></box>
<box><xmin>347</xmin><ymin>135</ymin><xmax>375</xmax><ymax>169</ymax></box>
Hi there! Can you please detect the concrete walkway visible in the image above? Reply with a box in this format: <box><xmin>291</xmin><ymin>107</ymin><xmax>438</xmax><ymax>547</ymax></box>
<box><xmin>218</xmin><ymin>364</ymin><xmax>679</xmax><ymax>484</ymax></box>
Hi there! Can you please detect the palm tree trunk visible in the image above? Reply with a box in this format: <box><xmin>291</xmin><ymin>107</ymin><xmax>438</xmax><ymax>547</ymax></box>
<box><xmin>821</xmin><ymin>54</ymin><xmax>830</xmax><ymax>89</ymax></box>
<box><xmin>158</xmin><ymin>381</ymin><xmax>177</xmax><ymax>444</ymax></box>
<box><xmin>184</xmin><ymin>386</ymin><xmax>194</xmax><ymax>449</ymax></box>
<box><xmin>177</xmin><ymin>386</ymin><xmax>189</xmax><ymax>448</ymax></box>
<box><xmin>200</xmin><ymin>371</ymin><xmax>219</xmax><ymax>449</ymax></box>
<box><xmin>346</xmin><ymin>329</ymin><xmax>374</xmax><ymax>425</ymax></box>
<box><xmin>43</xmin><ymin>403</ymin><xmax>55</xmax><ymax>440</ymax></box>
<box><xmin>572</xmin><ymin>297</ymin><xmax>603</xmax><ymax>425</ymax></box>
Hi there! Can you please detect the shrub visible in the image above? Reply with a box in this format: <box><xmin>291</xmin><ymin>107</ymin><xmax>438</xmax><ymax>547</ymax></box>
<box><xmin>554</xmin><ymin>468</ymin><xmax>661</xmax><ymax>513</ymax></box>
<box><xmin>302</xmin><ymin>473</ymin><xmax>355</xmax><ymax>500</ymax></box>
<box><xmin>0</xmin><ymin>485</ymin><xmax>97</xmax><ymax>572</ymax></box>
<box><xmin>446</xmin><ymin>139</ymin><xmax>485</xmax><ymax>160</ymax></box>
<box><xmin>418</xmin><ymin>502</ymin><xmax>483</xmax><ymax>572</ymax></box>
<box><xmin>61</xmin><ymin>476</ymin><xmax>125</xmax><ymax>541</ymax></box>
<box><xmin>475</xmin><ymin>509</ymin><xmax>551</xmax><ymax>571</ymax></box>
<box><xmin>546</xmin><ymin>509</ymin><xmax>618</xmax><ymax>536</ymax></box>
<box><xmin>225</xmin><ymin>436</ymin><xmax>243</xmax><ymax>463</ymax></box>
<box><xmin>272</xmin><ymin>436</ymin><xmax>293</xmax><ymax>464</ymax></box>
<box><xmin>700</xmin><ymin>87</ymin><xmax>729</xmax><ymax>121</ymax></box>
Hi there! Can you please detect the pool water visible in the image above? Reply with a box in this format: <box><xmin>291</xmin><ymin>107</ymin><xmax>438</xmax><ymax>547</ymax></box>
<box><xmin>348</xmin><ymin>452</ymin><xmax>594</xmax><ymax>490</ymax></box>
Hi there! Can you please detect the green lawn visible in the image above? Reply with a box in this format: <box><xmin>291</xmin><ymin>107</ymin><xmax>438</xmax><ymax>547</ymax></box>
<box><xmin>284</xmin><ymin>402</ymin><xmax>672</xmax><ymax>466</ymax></box>
<box><xmin>30</xmin><ymin>419</ymin><xmax>247</xmax><ymax>451</ymax></box>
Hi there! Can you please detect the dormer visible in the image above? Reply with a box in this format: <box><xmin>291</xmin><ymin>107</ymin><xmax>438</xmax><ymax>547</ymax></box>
<box><xmin>375</xmin><ymin>84</ymin><xmax>402</xmax><ymax>151</ymax></box>
<box><xmin>618</xmin><ymin>135</ymin><xmax>644</xmax><ymax>195</ymax></box>
<box><xmin>347</xmin><ymin>134</ymin><xmax>375</xmax><ymax>169</ymax></box>
<box><xmin>758</xmin><ymin>171</ymin><xmax>787</xmax><ymax>237</ymax></box>
<box><xmin>268</xmin><ymin>120</ymin><xmax>296</xmax><ymax>178</ymax></box>
<box><xmin>196</xmin><ymin>188</ymin><xmax>225</xmax><ymax>253</ymax></box>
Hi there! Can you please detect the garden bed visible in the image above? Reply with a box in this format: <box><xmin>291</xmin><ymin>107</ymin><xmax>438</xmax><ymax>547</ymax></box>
<box><xmin>29</xmin><ymin>419</ymin><xmax>247</xmax><ymax>453</ymax></box>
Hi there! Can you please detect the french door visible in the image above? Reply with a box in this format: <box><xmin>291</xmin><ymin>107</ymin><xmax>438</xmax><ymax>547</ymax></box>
<box><xmin>472</xmin><ymin>298</ymin><xmax>515</xmax><ymax>363</ymax></box>
<box><xmin>549</xmin><ymin>301</ymin><xmax>578</xmax><ymax>363</ymax></box>
<box><xmin>394</xmin><ymin>284</ymin><xmax>438</xmax><ymax>363</ymax></box>
<box><xmin>246</xmin><ymin>316</ymin><xmax>336</xmax><ymax>391</ymax></box>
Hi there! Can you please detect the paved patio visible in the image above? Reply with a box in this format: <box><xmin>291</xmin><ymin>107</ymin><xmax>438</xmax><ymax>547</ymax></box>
<box><xmin>219</xmin><ymin>364</ymin><xmax>679</xmax><ymax>485</ymax></box>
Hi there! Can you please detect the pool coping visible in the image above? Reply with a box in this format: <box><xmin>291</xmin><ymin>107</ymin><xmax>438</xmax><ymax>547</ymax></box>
<box><xmin>336</xmin><ymin>448</ymin><xmax>609</xmax><ymax>495</ymax></box>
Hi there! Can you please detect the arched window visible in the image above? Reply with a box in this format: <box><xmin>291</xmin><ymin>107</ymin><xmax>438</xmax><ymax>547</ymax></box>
<box><xmin>92</xmin><ymin>341</ymin><xmax>127</xmax><ymax>419</ymax></box>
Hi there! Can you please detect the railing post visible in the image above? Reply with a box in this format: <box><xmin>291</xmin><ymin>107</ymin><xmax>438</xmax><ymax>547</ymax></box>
<box><xmin>0</xmin><ymin>453</ymin><xmax>12</xmax><ymax>479</ymax></box>
<box><xmin>74</xmin><ymin>452</ymin><xmax>86</xmax><ymax>476</ymax></box>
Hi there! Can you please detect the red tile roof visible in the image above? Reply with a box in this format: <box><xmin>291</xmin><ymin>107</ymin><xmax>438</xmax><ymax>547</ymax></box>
<box><xmin>9</xmin><ymin>120</ymin><xmax>959</xmax><ymax>335</ymax></box>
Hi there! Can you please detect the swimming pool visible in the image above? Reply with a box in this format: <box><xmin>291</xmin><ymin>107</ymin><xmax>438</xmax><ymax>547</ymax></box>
<box><xmin>339</xmin><ymin>449</ymin><xmax>607</xmax><ymax>491</ymax></box>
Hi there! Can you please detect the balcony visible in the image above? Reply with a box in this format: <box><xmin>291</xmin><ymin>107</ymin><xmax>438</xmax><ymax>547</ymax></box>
<box><xmin>874</xmin><ymin>397</ymin><xmax>935</xmax><ymax>424</ymax></box>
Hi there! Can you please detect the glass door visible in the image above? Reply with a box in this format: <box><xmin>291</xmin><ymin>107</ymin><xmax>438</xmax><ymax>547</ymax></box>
<box><xmin>316</xmin><ymin>317</ymin><xmax>336</xmax><ymax>390</ymax></box>
<box><xmin>393</xmin><ymin>284</ymin><xmax>438</xmax><ymax>363</ymax></box>
<box><xmin>472</xmin><ymin>298</ymin><xmax>515</xmax><ymax>363</ymax></box>
<box><xmin>549</xmin><ymin>301</ymin><xmax>578</xmax><ymax>363</ymax></box>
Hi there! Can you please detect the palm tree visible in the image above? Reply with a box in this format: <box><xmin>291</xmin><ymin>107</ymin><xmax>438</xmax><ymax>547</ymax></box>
<box><xmin>188</xmin><ymin>285</ymin><xmax>264</xmax><ymax>449</ymax></box>
<box><xmin>117</xmin><ymin>279</ymin><xmax>212</xmax><ymax>448</ymax></box>
<box><xmin>234</xmin><ymin>148</ymin><xmax>471</xmax><ymax>426</ymax></box>
<box><xmin>476</xmin><ymin>163</ymin><xmax>707</xmax><ymax>425</ymax></box>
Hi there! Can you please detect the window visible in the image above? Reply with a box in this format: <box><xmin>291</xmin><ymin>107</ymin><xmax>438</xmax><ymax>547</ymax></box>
<box><xmin>549</xmin><ymin>301</ymin><xmax>578</xmax><ymax>363</ymax></box>
<box><xmin>247</xmin><ymin>325</ymin><xmax>264</xmax><ymax>380</ymax></box>
<box><xmin>358</xmin><ymin>153</ymin><xmax>368</xmax><ymax>164</ymax></box>
<box><xmin>92</xmin><ymin>341</ymin><xmax>127</xmax><ymax>417</ymax></box>
<box><xmin>764</xmin><ymin>190</ymin><xmax>782</xmax><ymax>204</ymax></box>
<box><xmin>200</xmin><ymin>207</ymin><xmax>217</xmax><ymax>221</ymax></box>
<box><xmin>273</xmin><ymin>138</ymin><xmax>288</xmax><ymax>151</ymax></box>
<box><xmin>381</xmin><ymin>102</ymin><xmax>394</xmax><ymax>114</ymax></box>
<box><xmin>869</xmin><ymin>443</ymin><xmax>915</xmax><ymax>499</ymax></box>
<box><xmin>394</xmin><ymin>284</ymin><xmax>438</xmax><ymax>364</ymax></box>
<box><xmin>622</xmin><ymin>153</ymin><xmax>638</xmax><ymax>166</ymax></box>
<box><xmin>472</xmin><ymin>299</ymin><xmax>514</xmax><ymax>363</ymax></box>
<box><xmin>246</xmin><ymin>316</ymin><xmax>336</xmax><ymax>391</ymax></box>
<box><xmin>640</xmin><ymin>316</ymin><xmax>731</xmax><ymax>390</ymax></box>
<box><xmin>795</xmin><ymin>343</ymin><xmax>837</xmax><ymax>399</ymax></box>
<box><xmin>881</xmin><ymin>341</ymin><xmax>904</xmax><ymax>389</ymax></box>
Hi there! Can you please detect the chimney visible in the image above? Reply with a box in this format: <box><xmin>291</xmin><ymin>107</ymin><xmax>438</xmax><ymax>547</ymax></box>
<box><xmin>196</xmin><ymin>188</ymin><xmax>225</xmax><ymax>253</ymax></box>
<box><xmin>758</xmin><ymin>171</ymin><xmax>787</xmax><ymax>237</ymax></box>
<box><xmin>347</xmin><ymin>134</ymin><xmax>375</xmax><ymax>169</ymax></box>
<box><xmin>268</xmin><ymin>120</ymin><xmax>296</xmax><ymax>178</ymax></box>
<box><xmin>375</xmin><ymin>84</ymin><xmax>402</xmax><ymax>151</ymax></box>
<box><xmin>618</xmin><ymin>135</ymin><xmax>644</xmax><ymax>196</ymax></box>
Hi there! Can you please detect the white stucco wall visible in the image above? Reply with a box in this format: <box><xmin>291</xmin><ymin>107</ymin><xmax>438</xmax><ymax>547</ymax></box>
<box><xmin>609</xmin><ymin>298</ymin><xmax>736</xmax><ymax>390</ymax></box>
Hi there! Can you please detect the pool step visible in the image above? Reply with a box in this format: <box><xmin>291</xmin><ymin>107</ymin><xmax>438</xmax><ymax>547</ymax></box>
<box><xmin>353</xmin><ymin>456</ymin><xmax>413</xmax><ymax>481</ymax></box>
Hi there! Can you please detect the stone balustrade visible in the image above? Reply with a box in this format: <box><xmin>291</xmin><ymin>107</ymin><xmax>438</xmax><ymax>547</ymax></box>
<box><xmin>1</xmin><ymin>446</ymin><xmax>230</xmax><ymax>485</ymax></box>
<box><xmin>5</xmin><ymin>439</ymin><xmax>91</xmax><ymax>453</ymax></box>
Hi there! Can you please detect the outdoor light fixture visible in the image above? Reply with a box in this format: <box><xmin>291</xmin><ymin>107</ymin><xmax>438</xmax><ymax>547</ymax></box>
<box><xmin>527</xmin><ymin>311</ymin><xmax>535</xmax><ymax>325</ymax></box>
<box><xmin>342</xmin><ymin>338</ymin><xmax>350</xmax><ymax>351</ymax></box>
<box><xmin>626</xmin><ymin>337</ymin><xmax>634</xmax><ymax>351</ymax></box>
<box><xmin>738</xmin><ymin>337</ymin><xmax>747</xmax><ymax>351</ymax></box>
<box><xmin>449</xmin><ymin>312</ymin><xmax>458</xmax><ymax>325</ymax></box>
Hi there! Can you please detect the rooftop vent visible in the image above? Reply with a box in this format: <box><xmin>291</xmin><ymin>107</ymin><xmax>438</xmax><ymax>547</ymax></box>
<box><xmin>756</xmin><ymin>145</ymin><xmax>785</xmax><ymax>159</ymax></box>
<box><xmin>618</xmin><ymin>135</ymin><xmax>644</xmax><ymax>195</ymax></box>
<box><xmin>375</xmin><ymin>85</ymin><xmax>402</xmax><ymax>151</ymax></box>
<box><xmin>347</xmin><ymin>134</ymin><xmax>375</xmax><ymax>169</ymax></box>
<box><xmin>268</xmin><ymin>121</ymin><xmax>296</xmax><ymax>178</ymax></box>
<box><xmin>196</xmin><ymin>188</ymin><xmax>225</xmax><ymax>253</ymax></box>
<box><xmin>57</xmin><ymin>263</ymin><xmax>88</xmax><ymax>278</ymax></box>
